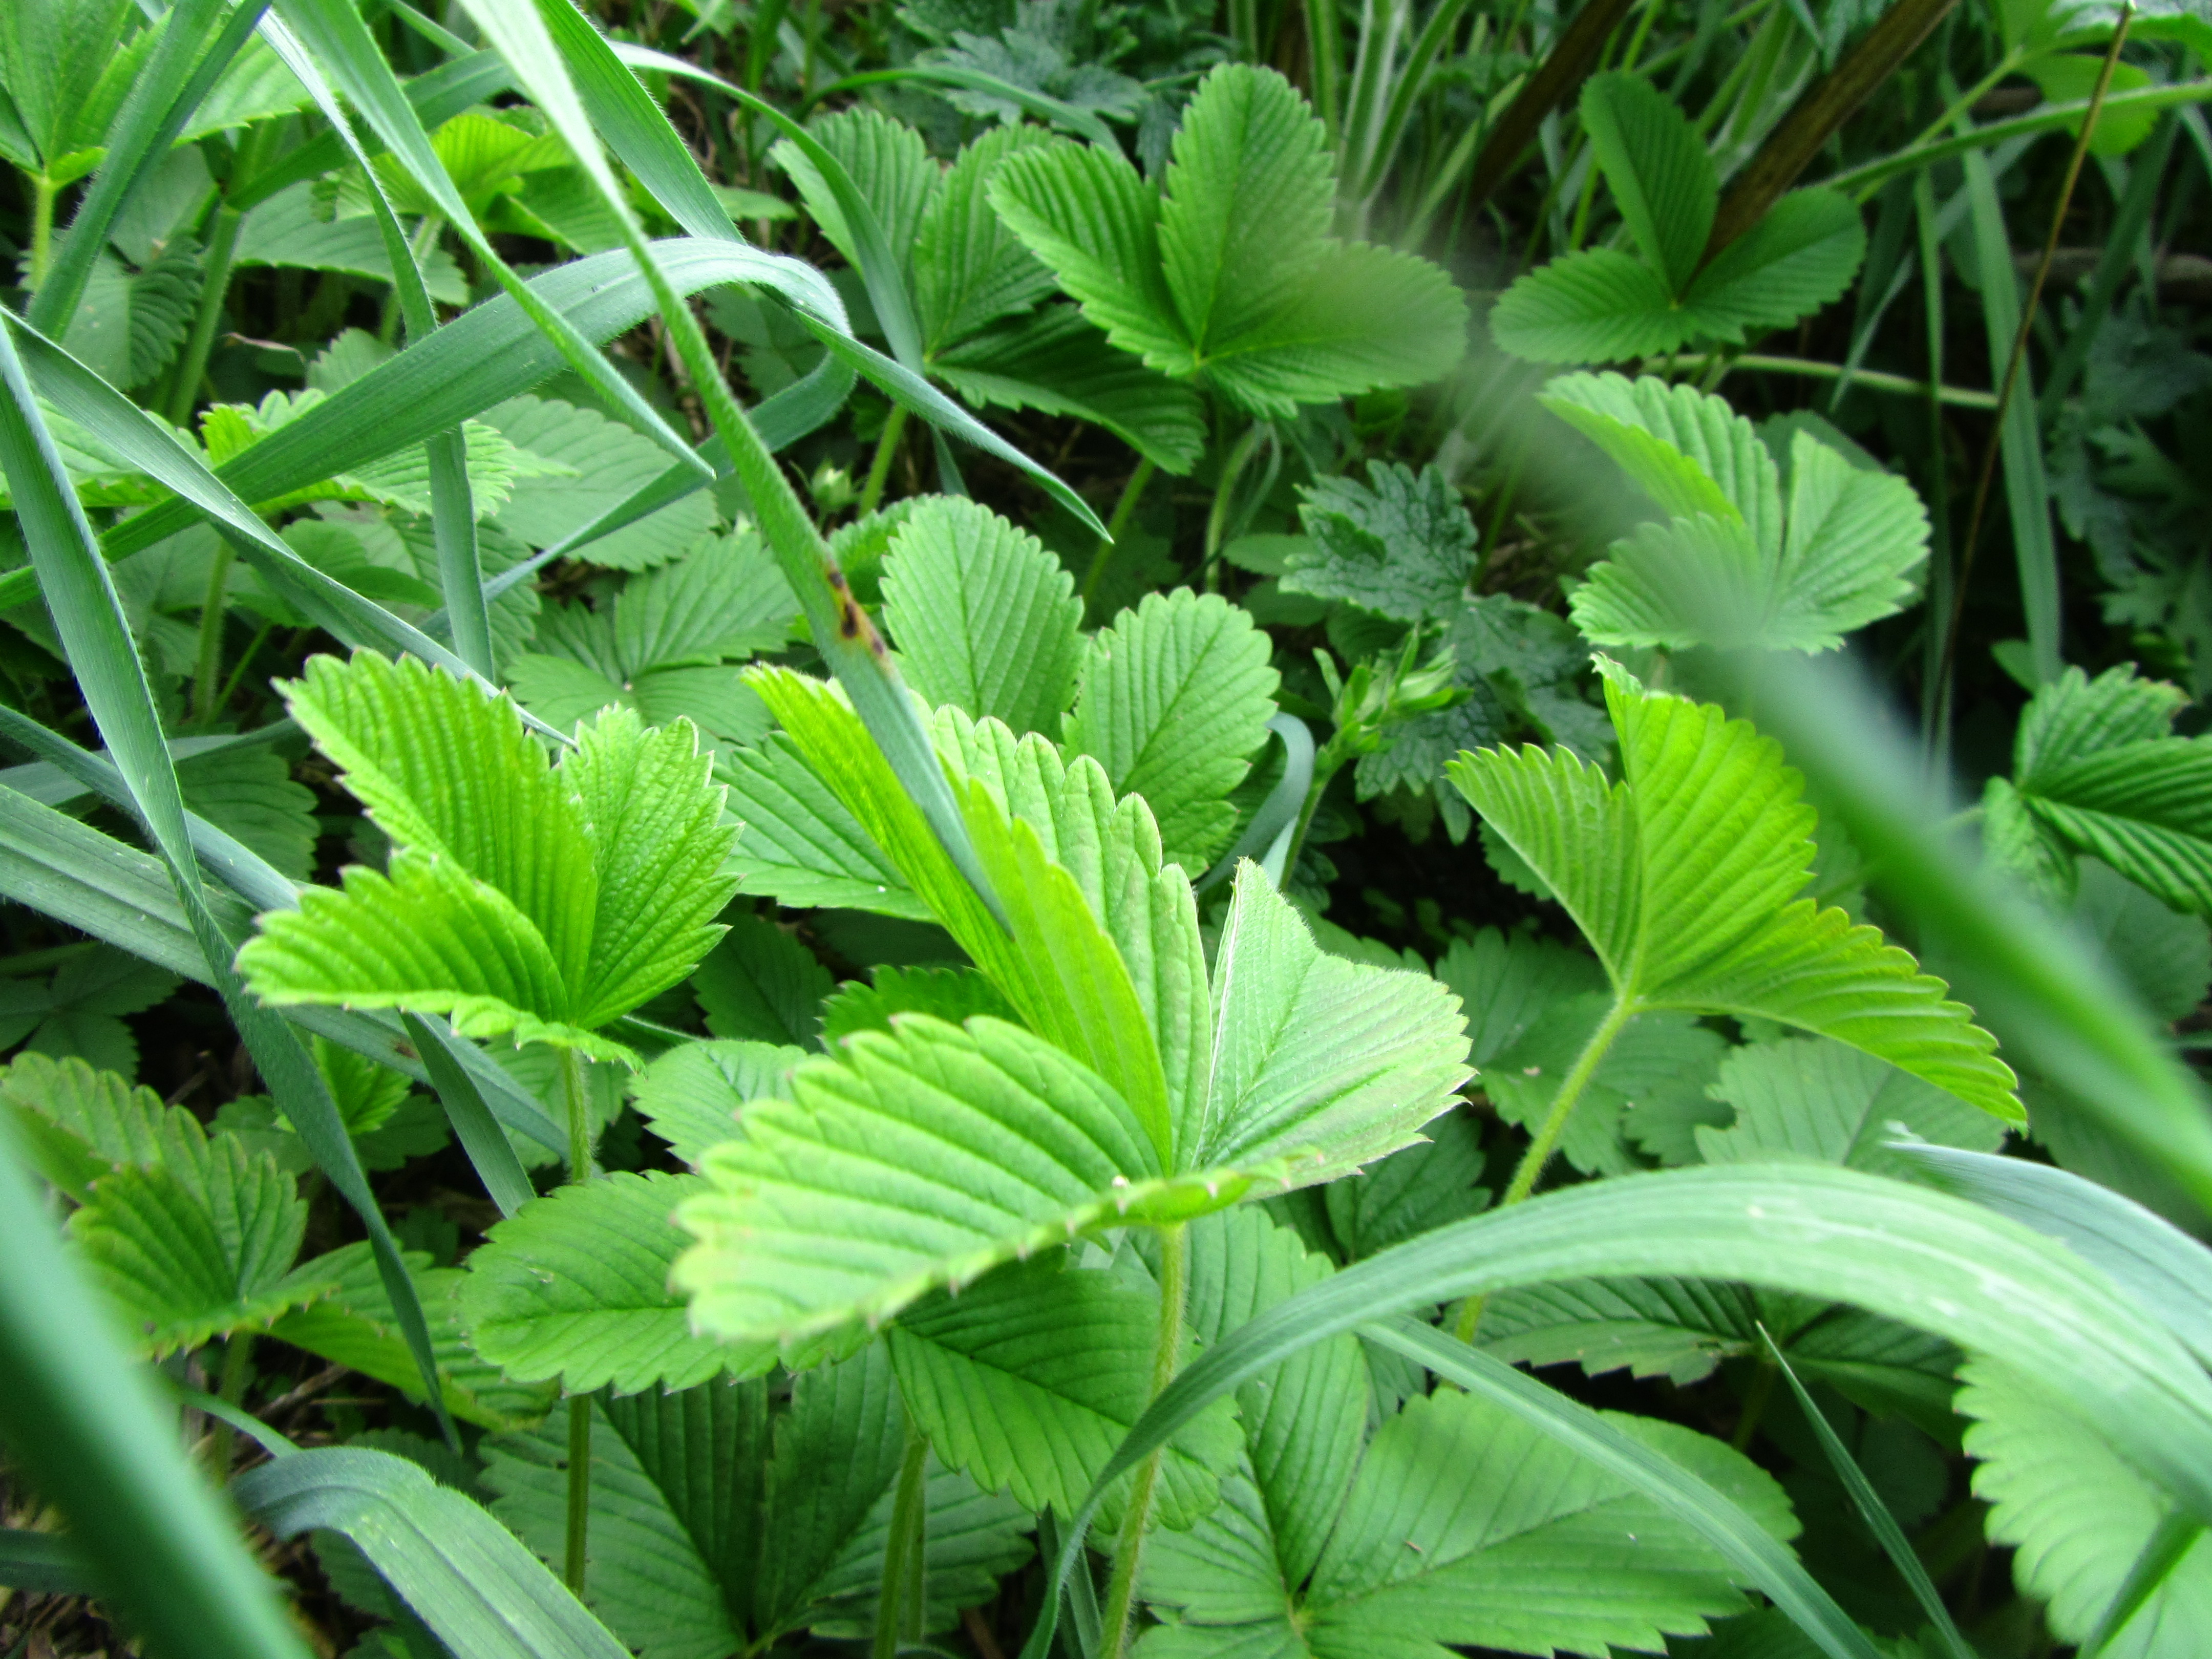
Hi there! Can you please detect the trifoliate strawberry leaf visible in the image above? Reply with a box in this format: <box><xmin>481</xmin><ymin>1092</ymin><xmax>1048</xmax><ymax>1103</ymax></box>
<box><xmin>1677</xmin><ymin>188</ymin><xmax>1868</xmax><ymax>343</ymax></box>
<box><xmin>1064</xmin><ymin>588</ymin><xmax>1279</xmax><ymax>874</ymax></box>
<box><xmin>1576</xmin><ymin>73</ymin><xmax>1715</xmax><ymax>294</ymax></box>
<box><xmin>0</xmin><ymin>945</ymin><xmax>179</xmax><ymax>1079</ymax></box>
<box><xmin>719</xmin><ymin>732</ymin><xmax>929</xmax><ymax>919</ymax></box>
<box><xmin>880</xmin><ymin>496</ymin><xmax>1084</xmax><ymax>737</ymax></box>
<box><xmin>1447</xmin><ymin>663</ymin><xmax>2021</xmax><ymax>1120</ymax></box>
<box><xmin>1996</xmin><ymin>665</ymin><xmax>2212</xmax><ymax>917</ymax></box>
<box><xmin>913</xmin><ymin>122</ymin><xmax>1059</xmax><ymax>353</ymax></box>
<box><xmin>1541</xmin><ymin>373</ymin><xmax>1926</xmax><ymax>651</ymax></box>
<box><xmin>460</xmin><ymin>1169</ymin><xmax>767</xmax><ymax>1395</ymax></box>
<box><xmin>1487</xmin><ymin>248</ymin><xmax>1689</xmax><ymax>365</ymax></box>
<box><xmin>1285</xmin><ymin>462</ymin><xmax>1476</xmax><ymax>623</ymax></box>
<box><xmin>238</xmin><ymin>653</ymin><xmax>737</xmax><ymax>1057</ymax></box>
<box><xmin>990</xmin><ymin>65</ymin><xmax>1465</xmax><ymax>415</ymax></box>
<box><xmin>2</xmin><ymin>1049</ymin><xmax>208</xmax><ymax>1203</ymax></box>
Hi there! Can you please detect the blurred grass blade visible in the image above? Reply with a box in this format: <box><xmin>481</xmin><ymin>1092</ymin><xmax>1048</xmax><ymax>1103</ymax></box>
<box><xmin>1898</xmin><ymin>1145</ymin><xmax>2212</xmax><ymax>1366</ymax></box>
<box><xmin>0</xmin><ymin>782</ymin><xmax>564</xmax><ymax>1156</ymax></box>
<box><xmin>2078</xmin><ymin>1511</ymin><xmax>2204</xmax><ymax>1659</ymax></box>
<box><xmin>1719</xmin><ymin>647</ymin><xmax>2212</xmax><ymax>1217</ymax></box>
<box><xmin>0</xmin><ymin>320</ymin><xmax>456</xmax><ymax>1445</ymax></box>
<box><xmin>1385</xmin><ymin>1320</ymin><xmax>1881</xmax><ymax>1659</ymax></box>
<box><xmin>1755</xmin><ymin>1327</ymin><xmax>1974</xmax><ymax>1659</ymax></box>
<box><xmin>0</xmin><ymin>1114</ymin><xmax>312</xmax><ymax>1659</ymax></box>
<box><xmin>269</xmin><ymin>0</ymin><xmax>709</xmax><ymax>477</ymax></box>
<box><xmin>1198</xmin><ymin>713</ymin><xmax>1314</xmax><ymax>890</ymax></box>
<box><xmin>28</xmin><ymin>0</ymin><xmax>241</xmax><ymax>333</ymax></box>
<box><xmin>405</xmin><ymin>1012</ymin><xmax>536</xmax><ymax>1218</ymax></box>
<box><xmin>1015</xmin><ymin>1162</ymin><xmax>2212</xmax><ymax>1659</ymax></box>
<box><xmin>234</xmin><ymin>1448</ymin><xmax>631</xmax><ymax>1659</ymax></box>
<box><xmin>259</xmin><ymin>14</ymin><xmax>494</xmax><ymax>680</ymax></box>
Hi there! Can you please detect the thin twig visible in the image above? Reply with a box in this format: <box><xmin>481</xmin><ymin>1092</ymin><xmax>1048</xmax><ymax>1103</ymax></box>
<box><xmin>1940</xmin><ymin>6</ymin><xmax>2133</xmax><ymax>692</ymax></box>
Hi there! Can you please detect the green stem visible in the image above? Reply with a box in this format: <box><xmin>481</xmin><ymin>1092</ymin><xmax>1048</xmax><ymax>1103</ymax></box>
<box><xmin>1081</xmin><ymin>456</ymin><xmax>1156</xmax><ymax>611</ymax></box>
<box><xmin>874</xmin><ymin>1407</ymin><xmax>931</xmax><ymax>1659</ymax></box>
<box><xmin>190</xmin><ymin>539</ymin><xmax>239</xmax><ymax>725</ymax></box>
<box><xmin>560</xmin><ymin>1046</ymin><xmax>597</xmax><ymax>1594</ymax></box>
<box><xmin>204</xmin><ymin>1331</ymin><xmax>255</xmax><ymax>1480</ymax></box>
<box><xmin>1456</xmin><ymin>993</ymin><xmax>1635</xmax><ymax>1343</ymax></box>
<box><xmin>1276</xmin><ymin>745</ymin><xmax>1351</xmax><ymax>890</ymax></box>
<box><xmin>564</xmin><ymin>1390</ymin><xmax>593</xmax><ymax>1596</ymax></box>
<box><xmin>1097</xmin><ymin>1223</ymin><xmax>1189</xmax><ymax>1659</ymax></box>
<box><xmin>858</xmin><ymin>403</ymin><xmax>909</xmax><ymax>519</ymax></box>
<box><xmin>1203</xmin><ymin>424</ymin><xmax>1268</xmax><ymax>575</ymax></box>
<box><xmin>27</xmin><ymin>175</ymin><xmax>57</xmax><ymax>294</ymax></box>
<box><xmin>215</xmin><ymin>617</ymin><xmax>278</xmax><ymax>719</ymax></box>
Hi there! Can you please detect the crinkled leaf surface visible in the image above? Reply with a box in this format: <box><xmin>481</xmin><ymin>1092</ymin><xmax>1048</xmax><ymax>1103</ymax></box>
<box><xmin>1286</xmin><ymin>462</ymin><xmax>1476</xmax><ymax>623</ymax></box>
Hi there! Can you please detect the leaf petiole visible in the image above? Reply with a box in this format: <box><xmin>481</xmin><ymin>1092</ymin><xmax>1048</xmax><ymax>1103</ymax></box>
<box><xmin>1096</xmin><ymin>1222</ymin><xmax>1188</xmax><ymax>1658</ymax></box>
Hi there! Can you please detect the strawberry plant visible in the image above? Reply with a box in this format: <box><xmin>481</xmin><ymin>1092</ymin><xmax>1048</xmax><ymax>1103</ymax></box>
<box><xmin>3</xmin><ymin>1</ymin><xmax>2212</xmax><ymax>1657</ymax></box>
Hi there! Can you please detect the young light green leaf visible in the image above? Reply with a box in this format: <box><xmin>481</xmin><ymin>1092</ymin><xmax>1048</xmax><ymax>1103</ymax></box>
<box><xmin>1064</xmin><ymin>588</ymin><xmax>1280</xmax><ymax>875</ymax></box>
<box><xmin>461</xmin><ymin>1170</ymin><xmax>764</xmax><ymax>1396</ymax></box>
<box><xmin>238</xmin><ymin>652</ymin><xmax>737</xmax><ymax>1057</ymax></box>
<box><xmin>880</xmin><ymin>496</ymin><xmax>1085</xmax><ymax>737</ymax></box>
<box><xmin>1447</xmin><ymin>665</ymin><xmax>2019</xmax><ymax>1120</ymax></box>
<box><xmin>719</xmin><ymin>734</ymin><xmax>929</xmax><ymax>920</ymax></box>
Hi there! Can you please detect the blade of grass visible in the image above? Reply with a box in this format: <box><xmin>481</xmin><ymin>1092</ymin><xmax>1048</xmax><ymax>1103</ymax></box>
<box><xmin>1756</xmin><ymin>1327</ymin><xmax>1975</xmax><ymax>1659</ymax></box>
<box><xmin>269</xmin><ymin>0</ymin><xmax>710</xmax><ymax>477</ymax></box>
<box><xmin>0</xmin><ymin>320</ymin><xmax>455</xmax><ymax>1446</ymax></box>
<box><xmin>804</xmin><ymin>64</ymin><xmax>1118</xmax><ymax>146</ymax></box>
<box><xmin>0</xmin><ymin>1112</ymin><xmax>311</xmax><ymax>1659</ymax></box>
<box><xmin>2039</xmin><ymin>110</ymin><xmax>2177</xmax><ymax>420</ymax></box>
<box><xmin>1463</xmin><ymin>0</ymin><xmax>1640</xmax><ymax>210</ymax></box>
<box><xmin>2078</xmin><ymin>1511</ymin><xmax>2205</xmax><ymax>1659</ymax></box>
<box><xmin>1945</xmin><ymin>17</ymin><xmax>2131</xmax><ymax>689</ymax></box>
<box><xmin>406</xmin><ymin>1012</ymin><xmax>536</xmax><ymax>1218</ymax></box>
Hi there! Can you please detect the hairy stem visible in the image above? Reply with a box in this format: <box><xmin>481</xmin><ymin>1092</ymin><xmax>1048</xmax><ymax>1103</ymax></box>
<box><xmin>204</xmin><ymin>1331</ymin><xmax>254</xmax><ymax>1480</ymax></box>
<box><xmin>874</xmin><ymin>1407</ymin><xmax>931</xmax><ymax>1659</ymax></box>
<box><xmin>858</xmin><ymin>403</ymin><xmax>909</xmax><ymax>519</ymax></box>
<box><xmin>190</xmin><ymin>540</ymin><xmax>238</xmax><ymax>725</ymax></box>
<box><xmin>1081</xmin><ymin>456</ymin><xmax>1156</xmax><ymax>612</ymax></box>
<box><xmin>1097</xmin><ymin>1223</ymin><xmax>1189</xmax><ymax>1658</ymax></box>
<box><xmin>27</xmin><ymin>175</ymin><xmax>57</xmax><ymax>294</ymax></box>
<box><xmin>1456</xmin><ymin>993</ymin><xmax>1634</xmax><ymax>1343</ymax></box>
<box><xmin>561</xmin><ymin>1047</ymin><xmax>597</xmax><ymax>1593</ymax></box>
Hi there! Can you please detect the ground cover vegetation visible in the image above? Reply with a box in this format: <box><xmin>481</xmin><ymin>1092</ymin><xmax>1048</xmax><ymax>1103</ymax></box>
<box><xmin>1</xmin><ymin>0</ymin><xmax>2210</xmax><ymax>1654</ymax></box>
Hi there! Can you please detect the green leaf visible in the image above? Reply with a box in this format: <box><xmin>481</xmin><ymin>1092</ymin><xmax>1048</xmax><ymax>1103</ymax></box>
<box><xmin>932</xmin><ymin>304</ymin><xmax>1208</xmax><ymax>475</ymax></box>
<box><xmin>692</xmin><ymin>911</ymin><xmax>832</xmax><ymax>1050</ymax></box>
<box><xmin>773</xmin><ymin>108</ymin><xmax>940</xmax><ymax>302</ymax></box>
<box><xmin>672</xmin><ymin>1013</ymin><xmax>1187</xmax><ymax>1349</ymax></box>
<box><xmin>460</xmin><ymin>1169</ymin><xmax>761</xmax><ymax>1394</ymax></box>
<box><xmin>1678</xmin><ymin>189</ymin><xmax>1868</xmax><ymax>344</ymax></box>
<box><xmin>2008</xmin><ymin>666</ymin><xmax>2212</xmax><ymax>917</ymax></box>
<box><xmin>986</xmin><ymin>136</ymin><xmax>1188</xmax><ymax>374</ymax></box>
<box><xmin>1064</xmin><ymin>588</ymin><xmax>1279</xmax><ymax>874</ymax></box>
<box><xmin>1487</xmin><ymin>248</ymin><xmax>1690</xmax><ymax>365</ymax></box>
<box><xmin>1962</xmin><ymin>1357</ymin><xmax>2212</xmax><ymax>1653</ymax></box>
<box><xmin>1433</xmin><ymin>927</ymin><xmax>1607</xmax><ymax>1070</ymax></box>
<box><xmin>0</xmin><ymin>944</ymin><xmax>179</xmax><ymax>1078</ymax></box>
<box><xmin>1321</xmin><ymin>1113</ymin><xmax>1490</xmax><ymax>1261</ymax></box>
<box><xmin>1446</xmin><ymin>665</ymin><xmax>2021</xmax><ymax>1121</ymax></box>
<box><xmin>822</xmin><ymin>966</ymin><xmax>1017</xmax><ymax>1046</ymax></box>
<box><xmin>234</xmin><ymin>1445</ymin><xmax>631</xmax><ymax>1659</ymax></box>
<box><xmin>1181</xmin><ymin>1207</ymin><xmax>1368</xmax><ymax>1583</ymax></box>
<box><xmin>477</xmin><ymin>394</ymin><xmax>720</xmax><ymax>571</ymax></box>
<box><xmin>1695</xmin><ymin>1036</ymin><xmax>2007</xmax><ymax>1177</ymax></box>
<box><xmin>484</xmin><ymin>1381</ymin><xmax>768</xmax><ymax>1659</ymax></box>
<box><xmin>1578</xmin><ymin>71</ymin><xmax>1714</xmax><ymax>294</ymax></box>
<box><xmin>1197</xmin><ymin>861</ymin><xmax>1471</xmax><ymax>1180</ymax></box>
<box><xmin>913</xmin><ymin>122</ymin><xmax>1058</xmax><ymax>353</ymax></box>
<box><xmin>719</xmin><ymin>733</ymin><xmax>929</xmax><ymax>919</ymax></box>
<box><xmin>267</xmin><ymin>1240</ymin><xmax>556</xmax><ymax>1430</ymax></box>
<box><xmin>1539</xmin><ymin>371</ymin><xmax>1778</xmax><ymax>538</ymax></box>
<box><xmin>1157</xmin><ymin>63</ymin><xmax>1335</xmax><ymax>363</ymax></box>
<box><xmin>70</xmin><ymin>1134</ymin><xmax>339</xmax><ymax>1356</ymax></box>
<box><xmin>890</xmin><ymin>1253</ymin><xmax>1241</xmax><ymax>1527</ymax></box>
<box><xmin>59</xmin><ymin>239</ymin><xmax>204</xmax><ymax>391</ymax></box>
<box><xmin>239</xmin><ymin>653</ymin><xmax>737</xmax><ymax>1050</ymax></box>
<box><xmin>881</xmin><ymin>496</ymin><xmax>1085</xmax><ymax>736</ymax></box>
<box><xmin>2</xmin><ymin>1049</ymin><xmax>208</xmax><ymax>1204</ymax></box>
<box><xmin>1286</xmin><ymin>462</ymin><xmax>1476</xmax><ymax>623</ymax></box>
<box><xmin>235</xmin><ymin>182</ymin><xmax>468</xmax><ymax>305</ymax></box>
<box><xmin>178</xmin><ymin>745</ymin><xmax>320</xmax><ymax>882</ymax></box>
<box><xmin>630</xmin><ymin>1037</ymin><xmax>802</xmax><ymax>1168</ymax></box>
